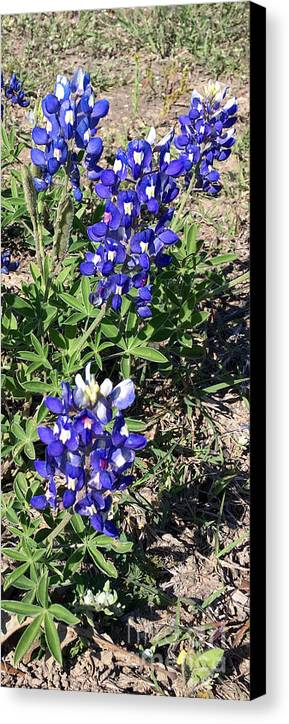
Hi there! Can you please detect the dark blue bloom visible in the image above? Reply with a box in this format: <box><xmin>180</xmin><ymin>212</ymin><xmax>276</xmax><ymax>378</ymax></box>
<box><xmin>174</xmin><ymin>82</ymin><xmax>237</xmax><ymax>194</ymax></box>
<box><xmin>31</xmin><ymin>68</ymin><xmax>109</xmax><ymax>199</ymax></box>
<box><xmin>2</xmin><ymin>72</ymin><xmax>30</xmax><ymax>111</ymax></box>
<box><xmin>79</xmin><ymin>82</ymin><xmax>237</xmax><ymax>322</ymax></box>
<box><xmin>127</xmin><ymin>139</ymin><xmax>152</xmax><ymax>180</ymax></box>
<box><xmin>137</xmin><ymin>172</ymin><xmax>162</xmax><ymax>214</ymax></box>
<box><xmin>1</xmin><ymin>249</ymin><xmax>19</xmax><ymax>275</ymax></box>
<box><xmin>30</xmin><ymin>367</ymin><xmax>146</xmax><ymax>537</ymax></box>
<box><xmin>117</xmin><ymin>189</ymin><xmax>140</xmax><ymax>229</ymax></box>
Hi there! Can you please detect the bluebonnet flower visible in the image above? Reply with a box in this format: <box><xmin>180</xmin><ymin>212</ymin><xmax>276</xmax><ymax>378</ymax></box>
<box><xmin>117</xmin><ymin>190</ymin><xmax>140</xmax><ymax>230</ymax></box>
<box><xmin>174</xmin><ymin>81</ymin><xmax>238</xmax><ymax>193</ymax></box>
<box><xmin>1</xmin><ymin>249</ymin><xmax>19</xmax><ymax>274</ymax></box>
<box><xmin>30</xmin><ymin>365</ymin><xmax>146</xmax><ymax>537</ymax></box>
<box><xmin>1</xmin><ymin>72</ymin><xmax>30</xmax><ymax>118</ymax></box>
<box><xmin>137</xmin><ymin>172</ymin><xmax>162</xmax><ymax>214</ymax></box>
<box><xmin>127</xmin><ymin>139</ymin><xmax>152</xmax><ymax>180</ymax></box>
<box><xmin>30</xmin><ymin>68</ymin><xmax>109</xmax><ymax>199</ymax></box>
<box><xmin>30</xmin><ymin>477</ymin><xmax>57</xmax><ymax>512</ymax></box>
<box><xmin>79</xmin><ymin>82</ymin><xmax>237</xmax><ymax>322</ymax></box>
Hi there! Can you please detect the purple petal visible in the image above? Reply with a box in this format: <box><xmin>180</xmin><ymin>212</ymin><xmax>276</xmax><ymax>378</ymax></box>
<box><xmin>47</xmin><ymin>440</ymin><xmax>64</xmax><ymax>456</ymax></box>
<box><xmin>37</xmin><ymin>426</ymin><xmax>54</xmax><ymax>445</ymax></box>
<box><xmin>44</xmin><ymin>93</ymin><xmax>60</xmax><ymax>114</ymax></box>
<box><xmin>157</xmin><ymin>229</ymin><xmax>179</xmax><ymax>246</ymax></box>
<box><xmin>30</xmin><ymin>494</ymin><xmax>47</xmax><ymax>510</ymax></box>
<box><xmin>90</xmin><ymin>513</ymin><xmax>104</xmax><ymax>532</ymax></box>
<box><xmin>32</xmin><ymin>127</ymin><xmax>49</xmax><ymax>145</ymax></box>
<box><xmin>103</xmin><ymin>520</ymin><xmax>119</xmax><ymax>538</ymax></box>
<box><xmin>63</xmin><ymin>490</ymin><xmax>76</xmax><ymax>508</ymax></box>
<box><xmin>80</xmin><ymin>261</ymin><xmax>96</xmax><ymax>276</ymax></box>
<box><xmin>124</xmin><ymin>433</ymin><xmax>147</xmax><ymax>449</ymax></box>
<box><xmin>34</xmin><ymin>460</ymin><xmax>49</xmax><ymax>478</ymax></box>
<box><xmin>110</xmin><ymin>379</ymin><xmax>135</xmax><ymax>410</ymax></box>
<box><xmin>45</xmin><ymin>396</ymin><xmax>63</xmax><ymax>414</ymax></box>
<box><xmin>165</xmin><ymin>158</ymin><xmax>186</xmax><ymax>177</ymax></box>
<box><xmin>31</xmin><ymin>148</ymin><xmax>46</xmax><ymax>167</ymax></box>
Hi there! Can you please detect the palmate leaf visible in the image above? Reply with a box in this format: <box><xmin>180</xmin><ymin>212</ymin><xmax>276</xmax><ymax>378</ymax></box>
<box><xmin>87</xmin><ymin>544</ymin><xmax>118</xmax><ymax>578</ymax></box>
<box><xmin>1</xmin><ymin>599</ymin><xmax>42</xmax><ymax>616</ymax></box>
<box><xmin>44</xmin><ymin>613</ymin><xmax>62</xmax><ymax>665</ymax></box>
<box><xmin>37</xmin><ymin>571</ymin><xmax>49</xmax><ymax>607</ymax></box>
<box><xmin>130</xmin><ymin>346</ymin><xmax>168</xmax><ymax>363</ymax></box>
<box><xmin>48</xmin><ymin>604</ymin><xmax>80</xmax><ymax>625</ymax></box>
<box><xmin>64</xmin><ymin>547</ymin><xmax>85</xmax><ymax>578</ymax></box>
<box><xmin>3</xmin><ymin>562</ymin><xmax>30</xmax><ymax>591</ymax></box>
<box><xmin>185</xmin><ymin>647</ymin><xmax>224</xmax><ymax>689</ymax></box>
<box><xmin>14</xmin><ymin>614</ymin><xmax>43</xmax><ymax>666</ymax></box>
<box><xmin>2</xmin><ymin>547</ymin><xmax>29</xmax><ymax>562</ymax></box>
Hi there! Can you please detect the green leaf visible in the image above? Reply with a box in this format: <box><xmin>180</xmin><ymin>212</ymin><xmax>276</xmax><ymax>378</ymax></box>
<box><xmin>14</xmin><ymin>472</ymin><xmax>28</xmax><ymax>502</ymax></box>
<box><xmin>70</xmin><ymin>513</ymin><xmax>85</xmax><ymax>535</ymax></box>
<box><xmin>190</xmin><ymin>311</ymin><xmax>210</xmax><ymax>327</ymax></box>
<box><xmin>110</xmin><ymin>540</ymin><xmax>133</xmax><ymax>554</ymax></box>
<box><xmin>81</xmin><ymin>275</ymin><xmax>91</xmax><ymax>313</ymax></box>
<box><xmin>186</xmin><ymin>224</ymin><xmax>198</xmax><ymax>255</ymax></box>
<box><xmin>202</xmin><ymin>377</ymin><xmax>248</xmax><ymax>394</ymax></box>
<box><xmin>14</xmin><ymin>614</ymin><xmax>43</xmax><ymax>666</ymax></box>
<box><xmin>2</xmin><ymin>547</ymin><xmax>29</xmax><ymax>562</ymax></box>
<box><xmin>44</xmin><ymin>613</ymin><xmax>62</xmax><ymax>665</ymax></box>
<box><xmin>65</xmin><ymin>311</ymin><xmax>87</xmax><ymax>325</ymax></box>
<box><xmin>37</xmin><ymin>570</ymin><xmax>49</xmax><ymax>607</ymax></box>
<box><xmin>130</xmin><ymin>346</ymin><xmax>168</xmax><ymax>363</ymax></box>
<box><xmin>21</xmin><ymin>381</ymin><xmax>53</xmax><ymax>394</ymax></box>
<box><xmin>210</xmin><ymin>253</ymin><xmax>237</xmax><ymax>266</ymax></box>
<box><xmin>48</xmin><ymin>604</ymin><xmax>80</xmax><ymax>625</ymax></box>
<box><xmin>3</xmin><ymin>562</ymin><xmax>30</xmax><ymax>590</ymax></box>
<box><xmin>11</xmin><ymin>421</ymin><xmax>26</xmax><ymax>441</ymax></box>
<box><xmin>12</xmin><ymin>575</ymin><xmax>36</xmax><ymax>592</ymax></box>
<box><xmin>24</xmin><ymin>441</ymin><xmax>36</xmax><ymax>459</ymax></box>
<box><xmin>87</xmin><ymin>544</ymin><xmax>118</xmax><ymax>578</ymax></box>
<box><xmin>216</xmin><ymin>533</ymin><xmax>248</xmax><ymax>559</ymax></box>
<box><xmin>201</xmin><ymin>588</ymin><xmax>226</xmax><ymax>609</ymax></box>
<box><xmin>64</xmin><ymin>547</ymin><xmax>85</xmax><ymax>577</ymax></box>
<box><xmin>124</xmin><ymin>418</ymin><xmax>147</xmax><ymax>432</ymax></box>
<box><xmin>31</xmin><ymin>333</ymin><xmax>45</xmax><ymax>356</ymax></box>
<box><xmin>121</xmin><ymin>353</ymin><xmax>131</xmax><ymax>379</ymax></box>
<box><xmin>185</xmin><ymin>647</ymin><xmax>224</xmax><ymax>688</ymax></box>
<box><xmin>59</xmin><ymin>292</ymin><xmax>85</xmax><ymax>313</ymax></box>
<box><xmin>101</xmin><ymin>322</ymin><xmax>120</xmax><ymax>339</ymax></box>
<box><xmin>90</xmin><ymin>534</ymin><xmax>113</xmax><ymax>549</ymax></box>
<box><xmin>1</xmin><ymin>599</ymin><xmax>42</xmax><ymax>616</ymax></box>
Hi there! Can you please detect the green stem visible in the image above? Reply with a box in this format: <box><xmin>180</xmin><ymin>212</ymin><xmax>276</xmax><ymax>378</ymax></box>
<box><xmin>46</xmin><ymin>511</ymin><xmax>71</xmax><ymax>544</ymax></box>
<box><xmin>172</xmin><ymin>174</ymin><xmax>196</xmax><ymax>231</ymax></box>
<box><xmin>72</xmin><ymin>304</ymin><xmax>107</xmax><ymax>358</ymax></box>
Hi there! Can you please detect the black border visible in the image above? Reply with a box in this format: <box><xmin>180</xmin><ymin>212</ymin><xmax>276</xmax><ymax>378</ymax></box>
<box><xmin>249</xmin><ymin>0</ymin><xmax>266</xmax><ymax>700</ymax></box>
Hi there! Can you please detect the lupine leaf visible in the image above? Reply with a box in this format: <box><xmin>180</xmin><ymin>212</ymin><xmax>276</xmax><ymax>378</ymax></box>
<box><xmin>14</xmin><ymin>614</ymin><xmax>43</xmax><ymax>666</ymax></box>
<box><xmin>3</xmin><ymin>562</ymin><xmax>30</xmax><ymax>590</ymax></box>
<box><xmin>130</xmin><ymin>346</ymin><xmax>168</xmax><ymax>363</ymax></box>
<box><xmin>87</xmin><ymin>544</ymin><xmax>118</xmax><ymax>578</ymax></box>
<box><xmin>1</xmin><ymin>599</ymin><xmax>42</xmax><ymax>616</ymax></box>
<box><xmin>44</xmin><ymin>613</ymin><xmax>62</xmax><ymax>665</ymax></box>
<box><xmin>48</xmin><ymin>604</ymin><xmax>80</xmax><ymax>625</ymax></box>
<box><xmin>2</xmin><ymin>548</ymin><xmax>29</xmax><ymax>562</ymax></box>
<box><xmin>37</xmin><ymin>571</ymin><xmax>49</xmax><ymax>607</ymax></box>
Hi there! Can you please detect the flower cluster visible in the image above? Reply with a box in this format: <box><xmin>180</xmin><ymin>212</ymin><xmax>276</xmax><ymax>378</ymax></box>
<box><xmin>1</xmin><ymin>72</ymin><xmax>30</xmax><ymax>119</ymax></box>
<box><xmin>1</xmin><ymin>249</ymin><xmax>19</xmax><ymax>275</ymax></box>
<box><xmin>30</xmin><ymin>364</ymin><xmax>147</xmax><ymax>537</ymax></box>
<box><xmin>79</xmin><ymin>81</ymin><xmax>237</xmax><ymax>318</ymax></box>
<box><xmin>30</xmin><ymin>68</ymin><xmax>109</xmax><ymax>200</ymax></box>
<box><xmin>80</xmin><ymin>130</ymin><xmax>181</xmax><ymax>318</ymax></box>
<box><xmin>174</xmin><ymin>80</ymin><xmax>238</xmax><ymax>194</ymax></box>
